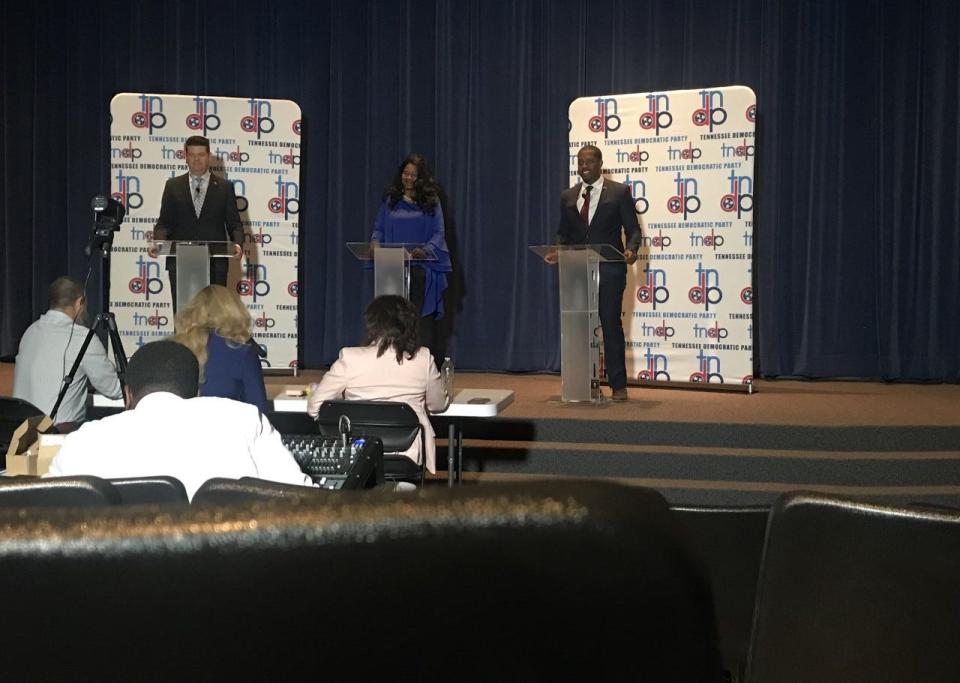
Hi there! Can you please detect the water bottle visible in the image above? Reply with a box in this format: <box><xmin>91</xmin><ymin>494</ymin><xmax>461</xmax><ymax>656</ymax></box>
<box><xmin>440</xmin><ymin>356</ymin><xmax>454</xmax><ymax>399</ymax></box>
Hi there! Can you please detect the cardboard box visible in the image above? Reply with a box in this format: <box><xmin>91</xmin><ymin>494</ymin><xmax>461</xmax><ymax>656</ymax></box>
<box><xmin>4</xmin><ymin>415</ymin><xmax>63</xmax><ymax>476</ymax></box>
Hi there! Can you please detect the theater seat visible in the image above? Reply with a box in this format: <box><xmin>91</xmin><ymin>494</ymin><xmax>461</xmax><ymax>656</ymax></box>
<box><xmin>672</xmin><ymin>505</ymin><xmax>769</xmax><ymax>683</ymax></box>
<box><xmin>109</xmin><ymin>475</ymin><xmax>190</xmax><ymax>505</ymax></box>
<box><xmin>746</xmin><ymin>492</ymin><xmax>960</xmax><ymax>683</ymax></box>
<box><xmin>0</xmin><ymin>475</ymin><xmax>120</xmax><ymax>508</ymax></box>
<box><xmin>192</xmin><ymin>476</ymin><xmax>330</xmax><ymax>505</ymax></box>
<box><xmin>0</xmin><ymin>480</ymin><xmax>720</xmax><ymax>681</ymax></box>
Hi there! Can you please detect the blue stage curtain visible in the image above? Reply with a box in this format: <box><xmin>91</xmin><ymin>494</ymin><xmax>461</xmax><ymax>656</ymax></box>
<box><xmin>1</xmin><ymin>0</ymin><xmax>957</xmax><ymax>380</ymax></box>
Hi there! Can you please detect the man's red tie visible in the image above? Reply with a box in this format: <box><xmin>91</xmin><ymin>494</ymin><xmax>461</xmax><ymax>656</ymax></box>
<box><xmin>579</xmin><ymin>185</ymin><xmax>592</xmax><ymax>226</ymax></box>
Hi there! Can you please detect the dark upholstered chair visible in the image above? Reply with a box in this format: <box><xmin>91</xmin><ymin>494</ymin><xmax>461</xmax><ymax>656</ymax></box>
<box><xmin>315</xmin><ymin>399</ymin><xmax>422</xmax><ymax>486</ymax></box>
<box><xmin>192</xmin><ymin>476</ymin><xmax>332</xmax><ymax>505</ymax></box>
<box><xmin>672</xmin><ymin>505</ymin><xmax>770</xmax><ymax>683</ymax></box>
<box><xmin>0</xmin><ymin>475</ymin><xmax>120</xmax><ymax>508</ymax></box>
<box><xmin>109</xmin><ymin>476</ymin><xmax>189</xmax><ymax>505</ymax></box>
<box><xmin>0</xmin><ymin>480</ymin><xmax>720</xmax><ymax>681</ymax></box>
<box><xmin>745</xmin><ymin>492</ymin><xmax>960</xmax><ymax>683</ymax></box>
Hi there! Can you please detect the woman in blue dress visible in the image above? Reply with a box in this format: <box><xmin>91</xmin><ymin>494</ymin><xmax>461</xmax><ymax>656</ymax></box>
<box><xmin>371</xmin><ymin>153</ymin><xmax>452</xmax><ymax>366</ymax></box>
<box><xmin>173</xmin><ymin>284</ymin><xmax>269</xmax><ymax>413</ymax></box>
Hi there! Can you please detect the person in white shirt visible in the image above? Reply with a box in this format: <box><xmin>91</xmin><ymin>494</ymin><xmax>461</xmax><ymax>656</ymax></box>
<box><xmin>46</xmin><ymin>340</ymin><xmax>314</xmax><ymax>500</ymax></box>
<box><xmin>13</xmin><ymin>276</ymin><xmax>122</xmax><ymax>426</ymax></box>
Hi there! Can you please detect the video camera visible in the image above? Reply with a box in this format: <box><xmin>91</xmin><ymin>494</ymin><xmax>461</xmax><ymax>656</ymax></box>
<box><xmin>85</xmin><ymin>195</ymin><xmax>126</xmax><ymax>256</ymax></box>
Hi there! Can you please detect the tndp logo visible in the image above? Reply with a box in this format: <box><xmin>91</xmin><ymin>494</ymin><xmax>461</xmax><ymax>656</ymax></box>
<box><xmin>111</xmin><ymin>142</ymin><xmax>142</xmax><ymax>161</ymax></box>
<box><xmin>128</xmin><ymin>256</ymin><xmax>164</xmax><ymax>300</ymax></box>
<box><xmin>245</xmin><ymin>227</ymin><xmax>273</xmax><ymax>246</ymax></box>
<box><xmin>688</xmin><ymin>262</ymin><xmax>722</xmax><ymax>310</ymax></box>
<box><xmin>254</xmin><ymin>312</ymin><xmax>276</xmax><ymax>329</ymax></box>
<box><xmin>638</xmin><ymin>348</ymin><xmax>670</xmax><ymax>382</ymax></box>
<box><xmin>112</xmin><ymin>171</ymin><xmax>143</xmax><ymax>210</ymax></box>
<box><xmin>588</xmin><ymin>97</ymin><xmax>620</xmax><ymax>138</ymax></box>
<box><xmin>241</xmin><ymin>98</ymin><xmax>275</xmax><ymax>139</ymax></box>
<box><xmin>690</xmin><ymin>349</ymin><xmax>723</xmax><ymax>384</ymax></box>
<box><xmin>693</xmin><ymin>322</ymin><xmax>728</xmax><ymax>340</ymax></box>
<box><xmin>721</xmin><ymin>171</ymin><xmax>753</xmax><ymax>219</ymax></box>
<box><xmin>131</xmin><ymin>95</ymin><xmax>166</xmax><ymax>134</ymax></box>
<box><xmin>237</xmin><ymin>263</ymin><xmax>271</xmax><ymax>302</ymax></box>
<box><xmin>746</xmin><ymin>104</ymin><xmax>757</xmax><ymax>123</ymax></box>
<box><xmin>690</xmin><ymin>228</ymin><xmax>723</xmax><ymax>250</ymax></box>
<box><xmin>186</xmin><ymin>96</ymin><xmax>220</xmax><ymax>135</ymax></box>
<box><xmin>216</xmin><ymin>146</ymin><xmax>249</xmax><ymax>167</ymax></box>
<box><xmin>288</xmin><ymin>281</ymin><xmax>299</xmax><ymax>297</ymax></box>
<box><xmin>641</xmin><ymin>319</ymin><xmax>675</xmax><ymax>339</ymax></box>
<box><xmin>639</xmin><ymin>94</ymin><xmax>672</xmax><ymax>136</ymax></box>
<box><xmin>132</xmin><ymin>309</ymin><xmax>169</xmax><ymax>329</ymax></box>
<box><xmin>741</xmin><ymin>286</ymin><xmax>753</xmax><ymax>305</ymax></box>
<box><xmin>692</xmin><ymin>90</ymin><xmax>727</xmax><ymax>132</ymax></box>
<box><xmin>230</xmin><ymin>179</ymin><xmax>249</xmax><ymax>213</ymax></box>
<box><xmin>641</xmin><ymin>229</ymin><xmax>671</xmax><ymax>251</ymax></box>
<box><xmin>668</xmin><ymin>172</ymin><xmax>700</xmax><ymax>220</ymax></box>
<box><xmin>269</xmin><ymin>175</ymin><xmax>300</xmax><ymax>220</ymax></box>
<box><xmin>292</xmin><ymin>119</ymin><xmax>302</xmax><ymax>136</ymax></box>
<box><xmin>636</xmin><ymin>265</ymin><xmax>669</xmax><ymax>309</ymax></box>
<box><xmin>625</xmin><ymin>175</ymin><xmax>649</xmax><ymax>214</ymax></box>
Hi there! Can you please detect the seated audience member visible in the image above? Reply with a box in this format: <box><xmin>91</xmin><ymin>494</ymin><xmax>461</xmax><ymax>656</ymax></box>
<box><xmin>307</xmin><ymin>295</ymin><xmax>450</xmax><ymax>477</ymax></box>
<box><xmin>46</xmin><ymin>340</ymin><xmax>313</xmax><ymax>499</ymax></box>
<box><xmin>172</xmin><ymin>284</ymin><xmax>269</xmax><ymax>413</ymax></box>
<box><xmin>13</xmin><ymin>275</ymin><xmax>122</xmax><ymax>427</ymax></box>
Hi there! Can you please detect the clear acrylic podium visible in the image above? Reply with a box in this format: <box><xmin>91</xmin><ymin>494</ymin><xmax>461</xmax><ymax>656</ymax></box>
<box><xmin>346</xmin><ymin>242</ymin><xmax>437</xmax><ymax>298</ymax></box>
<box><xmin>153</xmin><ymin>240</ymin><xmax>238</xmax><ymax>312</ymax></box>
<box><xmin>530</xmin><ymin>244</ymin><xmax>626</xmax><ymax>403</ymax></box>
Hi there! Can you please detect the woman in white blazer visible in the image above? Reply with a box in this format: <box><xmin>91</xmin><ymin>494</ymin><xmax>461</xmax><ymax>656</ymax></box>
<box><xmin>307</xmin><ymin>295</ymin><xmax>450</xmax><ymax>475</ymax></box>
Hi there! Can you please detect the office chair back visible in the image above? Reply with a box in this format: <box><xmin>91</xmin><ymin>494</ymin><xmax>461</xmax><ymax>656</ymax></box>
<box><xmin>315</xmin><ymin>399</ymin><xmax>423</xmax><ymax>485</ymax></box>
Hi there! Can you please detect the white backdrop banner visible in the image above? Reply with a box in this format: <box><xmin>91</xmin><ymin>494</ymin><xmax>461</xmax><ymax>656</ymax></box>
<box><xmin>568</xmin><ymin>86</ymin><xmax>755</xmax><ymax>386</ymax></box>
<box><xmin>108</xmin><ymin>93</ymin><xmax>302</xmax><ymax>369</ymax></box>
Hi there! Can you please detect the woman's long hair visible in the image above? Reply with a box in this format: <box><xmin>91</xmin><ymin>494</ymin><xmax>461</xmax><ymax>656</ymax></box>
<box><xmin>383</xmin><ymin>153</ymin><xmax>440</xmax><ymax>214</ymax></box>
<box><xmin>172</xmin><ymin>284</ymin><xmax>253</xmax><ymax>381</ymax></box>
<box><xmin>363</xmin><ymin>295</ymin><xmax>420</xmax><ymax>363</ymax></box>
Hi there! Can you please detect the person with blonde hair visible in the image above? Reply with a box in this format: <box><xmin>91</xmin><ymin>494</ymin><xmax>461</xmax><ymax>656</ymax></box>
<box><xmin>173</xmin><ymin>284</ymin><xmax>268</xmax><ymax>412</ymax></box>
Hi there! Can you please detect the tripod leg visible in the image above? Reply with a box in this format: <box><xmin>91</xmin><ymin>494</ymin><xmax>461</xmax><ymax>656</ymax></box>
<box><xmin>103</xmin><ymin>313</ymin><xmax>129</xmax><ymax>396</ymax></box>
<box><xmin>49</xmin><ymin>323</ymin><xmax>101</xmax><ymax>422</ymax></box>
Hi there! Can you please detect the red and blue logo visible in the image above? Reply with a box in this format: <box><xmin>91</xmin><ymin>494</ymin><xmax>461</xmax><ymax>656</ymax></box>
<box><xmin>588</xmin><ymin>97</ymin><xmax>621</xmax><ymax>138</ymax></box>
<box><xmin>688</xmin><ymin>262</ymin><xmax>722</xmax><ymax>310</ymax></box>
<box><xmin>237</xmin><ymin>262</ymin><xmax>271</xmax><ymax>302</ymax></box>
<box><xmin>269</xmin><ymin>175</ymin><xmax>300</xmax><ymax>220</ymax></box>
<box><xmin>637</xmin><ymin>348</ymin><xmax>670</xmax><ymax>381</ymax></box>
<box><xmin>639</xmin><ymin>94</ymin><xmax>672</xmax><ymax>136</ymax></box>
<box><xmin>668</xmin><ymin>172</ymin><xmax>700</xmax><ymax>220</ymax></box>
<box><xmin>692</xmin><ymin>90</ymin><xmax>727</xmax><ymax>132</ymax></box>
<box><xmin>721</xmin><ymin>171</ymin><xmax>753</xmax><ymax>219</ymax></box>
<box><xmin>241</xmin><ymin>98</ymin><xmax>275</xmax><ymax>139</ymax></box>
<box><xmin>112</xmin><ymin>171</ymin><xmax>143</xmax><ymax>210</ymax></box>
<box><xmin>128</xmin><ymin>256</ymin><xmax>164</xmax><ymax>300</ymax></box>
<box><xmin>690</xmin><ymin>349</ymin><xmax>723</xmax><ymax>383</ymax></box>
<box><xmin>186</xmin><ymin>96</ymin><xmax>221</xmax><ymax>135</ymax></box>
<box><xmin>131</xmin><ymin>95</ymin><xmax>166</xmax><ymax>134</ymax></box>
<box><xmin>636</xmin><ymin>264</ymin><xmax>670</xmax><ymax>309</ymax></box>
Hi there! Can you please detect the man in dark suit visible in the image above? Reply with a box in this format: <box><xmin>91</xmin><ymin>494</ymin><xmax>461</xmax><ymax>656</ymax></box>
<box><xmin>153</xmin><ymin>135</ymin><xmax>244</xmax><ymax>310</ymax></box>
<box><xmin>557</xmin><ymin>145</ymin><xmax>642</xmax><ymax>401</ymax></box>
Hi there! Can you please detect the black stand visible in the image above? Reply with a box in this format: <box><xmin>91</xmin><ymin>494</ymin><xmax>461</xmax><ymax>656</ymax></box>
<box><xmin>49</xmin><ymin>200</ymin><xmax>129</xmax><ymax>423</ymax></box>
<box><xmin>49</xmin><ymin>313</ymin><xmax>128</xmax><ymax>422</ymax></box>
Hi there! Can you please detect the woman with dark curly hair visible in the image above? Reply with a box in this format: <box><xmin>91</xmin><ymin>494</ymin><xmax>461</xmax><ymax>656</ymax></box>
<box><xmin>370</xmin><ymin>153</ymin><xmax>452</xmax><ymax>364</ymax></box>
<box><xmin>306</xmin><ymin>295</ymin><xmax>449</xmax><ymax>478</ymax></box>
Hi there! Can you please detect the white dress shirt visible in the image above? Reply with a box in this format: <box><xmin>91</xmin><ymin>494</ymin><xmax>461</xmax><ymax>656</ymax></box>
<box><xmin>46</xmin><ymin>392</ymin><xmax>315</xmax><ymax>500</ymax></box>
<box><xmin>13</xmin><ymin>309</ymin><xmax>122</xmax><ymax>424</ymax></box>
<box><xmin>575</xmin><ymin>175</ymin><xmax>604</xmax><ymax>225</ymax></box>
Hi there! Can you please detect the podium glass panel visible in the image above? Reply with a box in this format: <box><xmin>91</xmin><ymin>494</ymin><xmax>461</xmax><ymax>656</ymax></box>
<box><xmin>153</xmin><ymin>240</ymin><xmax>237</xmax><ymax>312</ymax></box>
<box><xmin>346</xmin><ymin>242</ymin><xmax>438</xmax><ymax>300</ymax></box>
<box><xmin>530</xmin><ymin>244</ymin><xmax>625</xmax><ymax>403</ymax></box>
